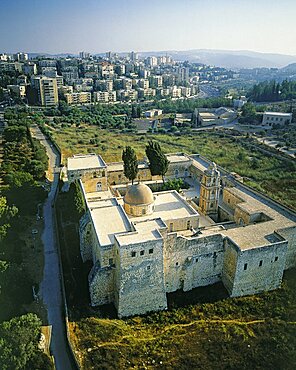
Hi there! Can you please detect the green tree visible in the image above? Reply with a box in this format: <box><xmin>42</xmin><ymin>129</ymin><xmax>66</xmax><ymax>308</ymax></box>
<box><xmin>145</xmin><ymin>140</ymin><xmax>169</xmax><ymax>183</ymax></box>
<box><xmin>0</xmin><ymin>313</ymin><xmax>42</xmax><ymax>370</ymax></box>
<box><xmin>122</xmin><ymin>146</ymin><xmax>138</xmax><ymax>184</ymax></box>
<box><xmin>0</xmin><ymin>197</ymin><xmax>18</xmax><ymax>241</ymax></box>
<box><xmin>73</xmin><ymin>181</ymin><xmax>86</xmax><ymax>217</ymax></box>
<box><xmin>239</xmin><ymin>102</ymin><xmax>259</xmax><ymax>125</ymax></box>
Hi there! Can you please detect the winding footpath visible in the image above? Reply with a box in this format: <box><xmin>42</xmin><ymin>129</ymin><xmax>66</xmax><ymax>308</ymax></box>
<box><xmin>31</xmin><ymin>125</ymin><xmax>76</xmax><ymax>370</ymax></box>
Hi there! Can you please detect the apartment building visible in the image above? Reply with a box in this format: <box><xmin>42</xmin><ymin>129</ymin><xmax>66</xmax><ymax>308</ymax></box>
<box><xmin>64</xmin><ymin>92</ymin><xmax>91</xmax><ymax>105</ymax></box>
<box><xmin>94</xmin><ymin>91</ymin><xmax>116</xmax><ymax>103</ymax></box>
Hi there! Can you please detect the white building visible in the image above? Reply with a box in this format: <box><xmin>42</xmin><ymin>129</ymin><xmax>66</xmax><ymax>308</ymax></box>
<box><xmin>94</xmin><ymin>91</ymin><xmax>116</xmax><ymax>103</ymax></box>
<box><xmin>64</xmin><ymin>92</ymin><xmax>91</xmax><ymax>105</ymax></box>
<box><xmin>262</xmin><ymin>112</ymin><xmax>292</xmax><ymax>126</ymax></box>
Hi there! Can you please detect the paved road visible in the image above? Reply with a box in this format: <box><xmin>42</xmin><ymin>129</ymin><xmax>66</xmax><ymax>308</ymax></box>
<box><xmin>31</xmin><ymin>125</ymin><xmax>75</xmax><ymax>370</ymax></box>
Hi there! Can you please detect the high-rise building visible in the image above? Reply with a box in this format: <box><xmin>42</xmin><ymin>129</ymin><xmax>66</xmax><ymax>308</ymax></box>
<box><xmin>147</xmin><ymin>56</ymin><xmax>158</xmax><ymax>67</ymax></box>
<box><xmin>13</xmin><ymin>52</ymin><xmax>28</xmax><ymax>62</ymax></box>
<box><xmin>129</xmin><ymin>51</ymin><xmax>138</xmax><ymax>61</ymax></box>
<box><xmin>31</xmin><ymin>76</ymin><xmax>59</xmax><ymax>106</ymax></box>
<box><xmin>79</xmin><ymin>51</ymin><xmax>90</xmax><ymax>59</ymax></box>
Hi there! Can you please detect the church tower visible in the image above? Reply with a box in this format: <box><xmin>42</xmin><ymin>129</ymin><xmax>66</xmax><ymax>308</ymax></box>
<box><xmin>199</xmin><ymin>162</ymin><xmax>220</xmax><ymax>216</ymax></box>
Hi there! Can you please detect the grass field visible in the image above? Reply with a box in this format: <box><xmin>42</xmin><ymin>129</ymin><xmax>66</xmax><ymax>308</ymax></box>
<box><xmin>51</xmin><ymin>124</ymin><xmax>296</xmax><ymax>210</ymax></box>
<box><xmin>69</xmin><ymin>269</ymin><xmax>296</xmax><ymax>370</ymax></box>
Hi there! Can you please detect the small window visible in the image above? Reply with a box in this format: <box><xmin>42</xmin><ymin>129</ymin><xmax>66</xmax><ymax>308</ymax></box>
<box><xmin>259</xmin><ymin>260</ymin><xmax>263</xmax><ymax>267</ymax></box>
<box><xmin>147</xmin><ymin>265</ymin><xmax>151</xmax><ymax>270</ymax></box>
<box><xmin>213</xmin><ymin>252</ymin><xmax>217</xmax><ymax>258</ymax></box>
<box><xmin>102</xmin><ymin>170</ymin><xmax>105</xmax><ymax>177</ymax></box>
<box><xmin>142</xmin><ymin>209</ymin><xmax>146</xmax><ymax>215</ymax></box>
<box><xmin>149</xmin><ymin>248</ymin><xmax>153</xmax><ymax>254</ymax></box>
<box><xmin>195</xmin><ymin>258</ymin><xmax>199</xmax><ymax>263</ymax></box>
<box><xmin>187</xmin><ymin>220</ymin><xmax>191</xmax><ymax>230</ymax></box>
<box><xmin>140</xmin><ymin>250</ymin><xmax>144</xmax><ymax>256</ymax></box>
<box><xmin>244</xmin><ymin>263</ymin><xmax>248</xmax><ymax>271</ymax></box>
<box><xmin>275</xmin><ymin>256</ymin><xmax>278</xmax><ymax>262</ymax></box>
<box><xmin>131</xmin><ymin>251</ymin><xmax>136</xmax><ymax>257</ymax></box>
<box><xmin>176</xmin><ymin>262</ymin><xmax>179</xmax><ymax>266</ymax></box>
<box><xmin>227</xmin><ymin>199</ymin><xmax>230</xmax><ymax>204</ymax></box>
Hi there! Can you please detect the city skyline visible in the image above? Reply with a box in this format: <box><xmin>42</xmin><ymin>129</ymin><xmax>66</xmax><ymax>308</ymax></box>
<box><xmin>1</xmin><ymin>0</ymin><xmax>296</xmax><ymax>55</ymax></box>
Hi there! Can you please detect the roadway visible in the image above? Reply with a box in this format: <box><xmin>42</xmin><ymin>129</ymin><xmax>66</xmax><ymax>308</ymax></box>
<box><xmin>31</xmin><ymin>125</ymin><xmax>76</xmax><ymax>370</ymax></box>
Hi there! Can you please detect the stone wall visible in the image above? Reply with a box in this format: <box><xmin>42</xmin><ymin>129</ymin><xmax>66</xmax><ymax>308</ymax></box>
<box><xmin>68</xmin><ymin>168</ymin><xmax>108</xmax><ymax>191</ymax></box>
<box><xmin>276</xmin><ymin>226</ymin><xmax>296</xmax><ymax>269</ymax></box>
<box><xmin>166</xmin><ymin>162</ymin><xmax>191</xmax><ymax>178</ymax></box>
<box><xmin>223</xmin><ymin>188</ymin><xmax>244</xmax><ymax>210</ymax></box>
<box><xmin>79</xmin><ymin>213</ymin><xmax>93</xmax><ymax>262</ymax></box>
<box><xmin>114</xmin><ymin>239</ymin><xmax>167</xmax><ymax>318</ymax></box>
<box><xmin>89</xmin><ymin>262</ymin><xmax>115</xmax><ymax>306</ymax></box>
<box><xmin>227</xmin><ymin>241</ymin><xmax>288</xmax><ymax>297</ymax></box>
<box><xmin>108</xmin><ymin>167</ymin><xmax>161</xmax><ymax>185</ymax></box>
<box><xmin>222</xmin><ymin>238</ymin><xmax>239</xmax><ymax>294</ymax></box>
<box><xmin>165</xmin><ymin>215</ymin><xmax>199</xmax><ymax>233</ymax></box>
<box><xmin>164</xmin><ymin>233</ymin><xmax>224</xmax><ymax>293</ymax></box>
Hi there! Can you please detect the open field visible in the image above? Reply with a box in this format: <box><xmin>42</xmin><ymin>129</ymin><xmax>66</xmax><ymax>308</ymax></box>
<box><xmin>69</xmin><ymin>270</ymin><xmax>296</xmax><ymax>370</ymax></box>
<box><xmin>51</xmin><ymin>125</ymin><xmax>296</xmax><ymax>210</ymax></box>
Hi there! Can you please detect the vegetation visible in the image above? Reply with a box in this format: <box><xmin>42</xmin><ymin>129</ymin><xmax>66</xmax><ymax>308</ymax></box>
<box><xmin>160</xmin><ymin>178</ymin><xmax>190</xmax><ymax>192</ymax></box>
<box><xmin>145</xmin><ymin>140</ymin><xmax>169</xmax><ymax>183</ymax></box>
<box><xmin>0</xmin><ymin>108</ymin><xmax>52</xmax><ymax>368</ymax></box>
<box><xmin>155</xmin><ymin>97</ymin><xmax>232</xmax><ymax>113</ymax></box>
<box><xmin>68</xmin><ymin>267</ymin><xmax>296</xmax><ymax>370</ymax></box>
<box><xmin>122</xmin><ymin>146</ymin><xmax>138</xmax><ymax>184</ymax></box>
<box><xmin>0</xmin><ymin>313</ymin><xmax>52</xmax><ymax>370</ymax></box>
<box><xmin>248</xmin><ymin>80</ymin><xmax>296</xmax><ymax>102</ymax></box>
<box><xmin>238</xmin><ymin>102</ymin><xmax>261</xmax><ymax>125</ymax></box>
<box><xmin>51</xmin><ymin>125</ymin><xmax>296</xmax><ymax>210</ymax></box>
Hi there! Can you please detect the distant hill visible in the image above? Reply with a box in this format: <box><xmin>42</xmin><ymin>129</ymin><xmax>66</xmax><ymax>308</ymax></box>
<box><xmin>26</xmin><ymin>49</ymin><xmax>296</xmax><ymax>70</ymax></box>
<box><xmin>281</xmin><ymin>63</ymin><xmax>296</xmax><ymax>73</ymax></box>
<box><xmin>138</xmin><ymin>49</ymin><xmax>296</xmax><ymax>69</ymax></box>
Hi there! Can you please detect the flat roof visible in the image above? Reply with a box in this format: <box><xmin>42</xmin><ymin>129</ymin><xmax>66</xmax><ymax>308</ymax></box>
<box><xmin>90</xmin><ymin>201</ymin><xmax>132</xmax><ymax>246</ymax></box>
<box><xmin>67</xmin><ymin>154</ymin><xmax>106</xmax><ymax>171</ymax></box>
<box><xmin>116</xmin><ymin>218</ymin><xmax>164</xmax><ymax>245</ymax></box>
<box><xmin>107</xmin><ymin>162</ymin><xmax>148</xmax><ymax>172</ymax></box>
<box><xmin>166</xmin><ymin>154</ymin><xmax>192</xmax><ymax>164</ymax></box>
<box><xmin>123</xmin><ymin>190</ymin><xmax>199</xmax><ymax>222</ymax></box>
<box><xmin>264</xmin><ymin>112</ymin><xmax>292</xmax><ymax>117</ymax></box>
<box><xmin>215</xmin><ymin>187</ymin><xmax>295</xmax><ymax>250</ymax></box>
<box><xmin>199</xmin><ymin>112</ymin><xmax>216</xmax><ymax>118</ymax></box>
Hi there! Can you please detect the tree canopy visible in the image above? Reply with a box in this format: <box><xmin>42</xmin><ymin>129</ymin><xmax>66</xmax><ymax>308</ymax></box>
<box><xmin>145</xmin><ymin>140</ymin><xmax>169</xmax><ymax>182</ymax></box>
<box><xmin>122</xmin><ymin>146</ymin><xmax>138</xmax><ymax>184</ymax></box>
<box><xmin>0</xmin><ymin>313</ymin><xmax>41</xmax><ymax>369</ymax></box>
<box><xmin>248</xmin><ymin>79</ymin><xmax>296</xmax><ymax>102</ymax></box>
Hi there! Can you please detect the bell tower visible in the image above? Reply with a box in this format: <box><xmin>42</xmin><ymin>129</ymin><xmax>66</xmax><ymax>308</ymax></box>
<box><xmin>199</xmin><ymin>162</ymin><xmax>220</xmax><ymax>216</ymax></box>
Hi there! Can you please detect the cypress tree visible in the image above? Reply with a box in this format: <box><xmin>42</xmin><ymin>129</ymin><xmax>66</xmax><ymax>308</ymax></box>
<box><xmin>145</xmin><ymin>140</ymin><xmax>169</xmax><ymax>183</ymax></box>
<box><xmin>122</xmin><ymin>146</ymin><xmax>138</xmax><ymax>184</ymax></box>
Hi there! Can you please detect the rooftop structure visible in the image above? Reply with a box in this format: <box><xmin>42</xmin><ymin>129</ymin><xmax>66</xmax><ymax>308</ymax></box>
<box><xmin>67</xmin><ymin>154</ymin><xmax>107</xmax><ymax>171</ymax></box>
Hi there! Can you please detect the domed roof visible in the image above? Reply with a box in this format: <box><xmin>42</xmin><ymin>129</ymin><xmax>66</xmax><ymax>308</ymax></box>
<box><xmin>124</xmin><ymin>183</ymin><xmax>154</xmax><ymax>206</ymax></box>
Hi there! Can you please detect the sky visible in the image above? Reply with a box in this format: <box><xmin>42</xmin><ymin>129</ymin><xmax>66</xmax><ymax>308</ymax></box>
<box><xmin>1</xmin><ymin>0</ymin><xmax>296</xmax><ymax>55</ymax></box>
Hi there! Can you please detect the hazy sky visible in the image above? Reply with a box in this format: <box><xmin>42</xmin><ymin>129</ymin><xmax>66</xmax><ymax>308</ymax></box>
<box><xmin>1</xmin><ymin>0</ymin><xmax>296</xmax><ymax>55</ymax></box>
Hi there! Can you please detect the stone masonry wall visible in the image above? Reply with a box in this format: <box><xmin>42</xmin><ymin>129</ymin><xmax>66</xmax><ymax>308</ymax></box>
<box><xmin>276</xmin><ymin>227</ymin><xmax>296</xmax><ymax>269</ymax></box>
<box><xmin>115</xmin><ymin>239</ymin><xmax>167</xmax><ymax>318</ymax></box>
<box><xmin>89</xmin><ymin>263</ymin><xmax>115</xmax><ymax>306</ymax></box>
<box><xmin>229</xmin><ymin>241</ymin><xmax>288</xmax><ymax>297</ymax></box>
<box><xmin>164</xmin><ymin>233</ymin><xmax>224</xmax><ymax>293</ymax></box>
